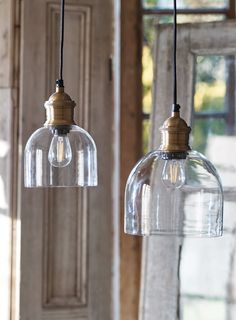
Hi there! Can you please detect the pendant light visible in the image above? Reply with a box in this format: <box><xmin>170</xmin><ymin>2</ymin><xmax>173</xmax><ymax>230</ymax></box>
<box><xmin>124</xmin><ymin>0</ymin><xmax>223</xmax><ymax>237</ymax></box>
<box><xmin>24</xmin><ymin>0</ymin><xmax>97</xmax><ymax>187</ymax></box>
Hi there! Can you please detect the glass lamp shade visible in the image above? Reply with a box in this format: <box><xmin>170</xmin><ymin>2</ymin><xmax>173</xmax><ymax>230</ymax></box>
<box><xmin>24</xmin><ymin>125</ymin><xmax>97</xmax><ymax>187</ymax></box>
<box><xmin>125</xmin><ymin>150</ymin><xmax>223</xmax><ymax>237</ymax></box>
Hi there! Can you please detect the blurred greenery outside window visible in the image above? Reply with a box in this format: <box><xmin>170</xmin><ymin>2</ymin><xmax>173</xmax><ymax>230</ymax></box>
<box><xmin>142</xmin><ymin>0</ymin><xmax>229</xmax><ymax>153</ymax></box>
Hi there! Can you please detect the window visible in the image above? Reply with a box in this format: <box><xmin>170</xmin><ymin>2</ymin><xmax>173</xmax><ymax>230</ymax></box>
<box><xmin>141</xmin><ymin>0</ymin><xmax>235</xmax><ymax>153</ymax></box>
<box><xmin>141</xmin><ymin>18</ymin><xmax>236</xmax><ymax>319</ymax></box>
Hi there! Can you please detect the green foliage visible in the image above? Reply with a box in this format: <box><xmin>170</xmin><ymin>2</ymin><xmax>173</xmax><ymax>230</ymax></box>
<box><xmin>143</xmin><ymin>120</ymin><xmax>151</xmax><ymax>154</ymax></box>
<box><xmin>192</xmin><ymin>119</ymin><xmax>226</xmax><ymax>154</ymax></box>
<box><xmin>192</xmin><ymin>55</ymin><xmax>226</xmax><ymax>154</ymax></box>
<box><xmin>196</xmin><ymin>56</ymin><xmax>225</xmax><ymax>84</ymax></box>
<box><xmin>143</xmin><ymin>16</ymin><xmax>172</xmax><ymax>48</ymax></box>
<box><xmin>144</xmin><ymin>0</ymin><xmax>158</xmax><ymax>7</ymax></box>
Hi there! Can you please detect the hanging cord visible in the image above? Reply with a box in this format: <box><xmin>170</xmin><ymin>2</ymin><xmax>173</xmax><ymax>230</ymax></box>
<box><xmin>57</xmin><ymin>0</ymin><xmax>65</xmax><ymax>87</ymax></box>
<box><xmin>172</xmin><ymin>0</ymin><xmax>180</xmax><ymax>113</ymax></box>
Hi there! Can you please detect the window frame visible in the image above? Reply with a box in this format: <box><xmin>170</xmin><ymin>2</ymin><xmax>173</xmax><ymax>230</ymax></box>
<box><xmin>140</xmin><ymin>20</ymin><xmax>236</xmax><ymax>319</ymax></box>
<box><xmin>141</xmin><ymin>0</ymin><xmax>236</xmax><ymax>124</ymax></box>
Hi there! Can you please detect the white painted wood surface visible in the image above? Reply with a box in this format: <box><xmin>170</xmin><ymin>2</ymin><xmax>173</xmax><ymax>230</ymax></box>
<box><xmin>0</xmin><ymin>1</ymin><xmax>20</xmax><ymax>319</ymax></box>
<box><xmin>20</xmin><ymin>0</ymin><xmax>119</xmax><ymax>319</ymax></box>
<box><xmin>140</xmin><ymin>21</ymin><xmax>236</xmax><ymax>320</ymax></box>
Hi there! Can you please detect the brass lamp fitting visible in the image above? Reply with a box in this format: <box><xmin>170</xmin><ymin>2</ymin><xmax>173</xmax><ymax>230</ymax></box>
<box><xmin>159</xmin><ymin>109</ymin><xmax>191</xmax><ymax>153</ymax></box>
<box><xmin>44</xmin><ymin>84</ymin><xmax>76</xmax><ymax>126</ymax></box>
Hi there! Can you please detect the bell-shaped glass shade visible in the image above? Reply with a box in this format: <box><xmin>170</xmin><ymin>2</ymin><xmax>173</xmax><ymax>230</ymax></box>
<box><xmin>24</xmin><ymin>125</ymin><xmax>97</xmax><ymax>187</ymax></box>
<box><xmin>125</xmin><ymin>150</ymin><xmax>223</xmax><ymax>237</ymax></box>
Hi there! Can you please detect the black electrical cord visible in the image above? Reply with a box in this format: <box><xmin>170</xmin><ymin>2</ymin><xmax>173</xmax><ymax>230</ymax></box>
<box><xmin>172</xmin><ymin>0</ymin><xmax>180</xmax><ymax>113</ymax></box>
<box><xmin>57</xmin><ymin>0</ymin><xmax>65</xmax><ymax>87</ymax></box>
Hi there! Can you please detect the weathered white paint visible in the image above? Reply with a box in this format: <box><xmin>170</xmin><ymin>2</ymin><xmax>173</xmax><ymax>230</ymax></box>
<box><xmin>140</xmin><ymin>21</ymin><xmax>236</xmax><ymax>320</ymax></box>
<box><xmin>20</xmin><ymin>0</ymin><xmax>119</xmax><ymax>319</ymax></box>
<box><xmin>0</xmin><ymin>0</ymin><xmax>21</xmax><ymax>319</ymax></box>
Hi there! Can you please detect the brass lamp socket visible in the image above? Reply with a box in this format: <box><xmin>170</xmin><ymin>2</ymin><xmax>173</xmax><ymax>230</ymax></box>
<box><xmin>158</xmin><ymin>110</ymin><xmax>191</xmax><ymax>154</ymax></box>
<box><xmin>44</xmin><ymin>85</ymin><xmax>76</xmax><ymax>127</ymax></box>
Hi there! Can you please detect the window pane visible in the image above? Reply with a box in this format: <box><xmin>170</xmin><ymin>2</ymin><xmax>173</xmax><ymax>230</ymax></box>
<box><xmin>192</xmin><ymin>55</ymin><xmax>236</xmax><ymax>187</ymax></box>
<box><xmin>143</xmin><ymin>0</ymin><xmax>228</xmax><ymax>9</ymax></box>
<box><xmin>194</xmin><ymin>56</ymin><xmax>226</xmax><ymax>113</ymax></box>
<box><xmin>192</xmin><ymin>118</ymin><xmax>226</xmax><ymax>154</ymax></box>
<box><xmin>182</xmin><ymin>297</ymin><xmax>226</xmax><ymax>320</ymax></box>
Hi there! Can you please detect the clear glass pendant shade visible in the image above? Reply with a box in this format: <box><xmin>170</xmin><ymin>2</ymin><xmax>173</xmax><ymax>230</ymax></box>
<box><xmin>24</xmin><ymin>125</ymin><xmax>97</xmax><ymax>187</ymax></box>
<box><xmin>125</xmin><ymin>150</ymin><xmax>223</xmax><ymax>237</ymax></box>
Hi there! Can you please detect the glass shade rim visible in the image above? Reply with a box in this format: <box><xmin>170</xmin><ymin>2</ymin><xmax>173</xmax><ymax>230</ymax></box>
<box><xmin>124</xmin><ymin>148</ymin><xmax>224</xmax><ymax>238</ymax></box>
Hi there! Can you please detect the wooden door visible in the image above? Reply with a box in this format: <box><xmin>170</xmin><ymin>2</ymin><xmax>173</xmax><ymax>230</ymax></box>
<box><xmin>20</xmin><ymin>0</ymin><xmax>119</xmax><ymax>319</ymax></box>
<box><xmin>0</xmin><ymin>1</ymin><xmax>20</xmax><ymax>320</ymax></box>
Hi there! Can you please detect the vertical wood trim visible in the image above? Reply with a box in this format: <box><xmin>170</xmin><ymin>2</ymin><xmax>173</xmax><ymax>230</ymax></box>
<box><xmin>112</xmin><ymin>1</ymin><xmax>121</xmax><ymax>319</ymax></box>
<box><xmin>10</xmin><ymin>1</ymin><xmax>21</xmax><ymax>319</ymax></box>
<box><xmin>120</xmin><ymin>1</ymin><xmax>143</xmax><ymax>319</ymax></box>
<box><xmin>227</xmin><ymin>0</ymin><xmax>236</xmax><ymax>19</ymax></box>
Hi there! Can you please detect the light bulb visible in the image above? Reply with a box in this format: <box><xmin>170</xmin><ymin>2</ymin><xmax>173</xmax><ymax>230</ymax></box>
<box><xmin>162</xmin><ymin>159</ymin><xmax>185</xmax><ymax>189</ymax></box>
<box><xmin>48</xmin><ymin>133</ymin><xmax>72</xmax><ymax>167</ymax></box>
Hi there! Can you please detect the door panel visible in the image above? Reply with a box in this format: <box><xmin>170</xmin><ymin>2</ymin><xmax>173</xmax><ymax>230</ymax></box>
<box><xmin>0</xmin><ymin>1</ymin><xmax>20</xmax><ymax>320</ymax></box>
<box><xmin>20</xmin><ymin>1</ymin><xmax>118</xmax><ymax>319</ymax></box>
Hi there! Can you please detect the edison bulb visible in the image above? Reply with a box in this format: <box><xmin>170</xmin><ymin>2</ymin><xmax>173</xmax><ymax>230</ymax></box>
<box><xmin>162</xmin><ymin>159</ymin><xmax>185</xmax><ymax>189</ymax></box>
<box><xmin>48</xmin><ymin>133</ymin><xmax>72</xmax><ymax>167</ymax></box>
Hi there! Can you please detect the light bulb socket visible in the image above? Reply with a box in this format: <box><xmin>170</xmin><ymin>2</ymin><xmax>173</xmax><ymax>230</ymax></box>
<box><xmin>158</xmin><ymin>108</ymin><xmax>191</xmax><ymax>154</ymax></box>
<box><xmin>158</xmin><ymin>151</ymin><xmax>187</xmax><ymax>160</ymax></box>
<box><xmin>44</xmin><ymin>84</ymin><xmax>76</xmax><ymax>126</ymax></box>
<box><xmin>50</xmin><ymin>125</ymin><xmax>71</xmax><ymax>135</ymax></box>
<box><xmin>56</xmin><ymin>79</ymin><xmax>64</xmax><ymax>88</ymax></box>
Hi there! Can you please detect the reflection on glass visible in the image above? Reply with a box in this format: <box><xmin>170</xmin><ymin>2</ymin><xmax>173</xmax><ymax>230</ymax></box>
<box><xmin>143</xmin><ymin>0</ymin><xmax>228</xmax><ymax>9</ymax></box>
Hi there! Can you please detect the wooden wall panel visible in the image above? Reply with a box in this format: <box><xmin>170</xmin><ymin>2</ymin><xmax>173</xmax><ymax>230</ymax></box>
<box><xmin>46</xmin><ymin>2</ymin><xmax>91</xmax><ymax>125</ymax></box>
<box><xmin>43</xmin><ymin>189</ymin><xmax>87</xmax><ymax>308</ymax></box>
<box><xmin>0</xmin><ymin>1</ymin><xmax>20</xmax><ymax>320</ymax></box>
<box><xmin>42</xmin><ymin>2</ymin><xmax>91</xmax><ymax>310</ymax></box>
<box><xmin>20</xmin><ymin>0</ymin><xmax>118</xmax><ymax>319</ymax></box>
